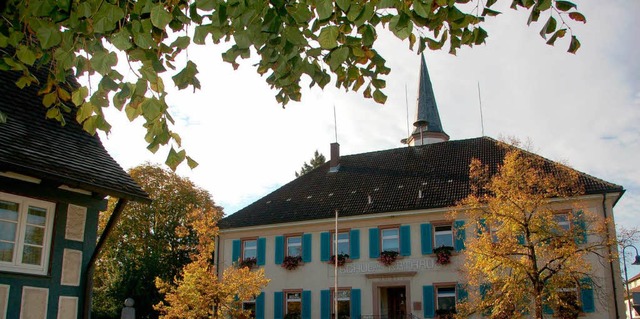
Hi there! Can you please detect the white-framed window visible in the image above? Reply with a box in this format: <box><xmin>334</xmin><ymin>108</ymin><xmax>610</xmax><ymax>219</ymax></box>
<box><xmin>242</xmin><ymin>296</ymin><xmax>256</xmax><ymax>318</ymax></box>
<box><xmin>554</xmin><ymin>213</ymin><xmax>571</xmax><ymax>231</ymax></box>
<box><xmin>381</xmin><ymin>228</ymin><xmax>399</xmax><ymax>252</ymax></box>
<box><xmin>286</xmin><ymin>235</ymin><xmax>302</xmax><ymax>257</ymax></box>
<box><xmin>242</xmin><ymin>239</ymin><xmax>257</xmax><ymax>259</ymax></box>
<box><xmin>436</xmin><ymin>285</ymin><xmax>456</xmax><ymax>312</ymax></box>
<box><xmin>333</xmin><ymin>288</ymin><xmax>351</xmax><ymax>319</ymax></box>
<box><xmin>332</xmin><ymin>232</ymin><xmax>350</xmax><ymax>255</ymax></box>
<box><xmin>434</xmin><ymin>224</ymin><xmax>453</xmax><ymax>248</ymax></box>
<box><xmin>0</xmin><ymin>192</ymin><xmax>55</xmax><ymax>275</ymax></box>
<box><xmin>285</xmin><ymin>291</ymin><xmax>302</xmax><ymax>315</ymax></box>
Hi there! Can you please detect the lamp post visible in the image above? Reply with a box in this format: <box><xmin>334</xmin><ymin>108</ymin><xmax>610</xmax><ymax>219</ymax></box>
<box><xmin>623</xmin><ymin>244</ymin><xmax>640</xmax><ymax>319</ymax></box>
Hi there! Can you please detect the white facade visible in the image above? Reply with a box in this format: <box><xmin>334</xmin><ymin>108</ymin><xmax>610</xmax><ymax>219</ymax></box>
<box><xmin>218</xmin><ymin>195</ymin><xmax>624</xmax><ymax>318</ymax></box>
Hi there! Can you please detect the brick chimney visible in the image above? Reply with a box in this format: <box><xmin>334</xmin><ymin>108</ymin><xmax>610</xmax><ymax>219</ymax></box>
<box><xmin>329</xmin><ymin>142</ymin><xmax>340</xmax><ymax>173</ymax></box>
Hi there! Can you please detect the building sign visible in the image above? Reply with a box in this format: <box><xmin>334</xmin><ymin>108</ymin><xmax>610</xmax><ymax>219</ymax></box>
<box><xmin>331</xmin><ymin>257</ymin><xmax>437</xmax><ymax>276</ymax></box>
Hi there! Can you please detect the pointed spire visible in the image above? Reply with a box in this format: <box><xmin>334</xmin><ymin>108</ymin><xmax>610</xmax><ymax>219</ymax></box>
<box><xmin>404</xmin><ymin>54</ymin><xmax>449</xmax><ymax>146</ymax></box>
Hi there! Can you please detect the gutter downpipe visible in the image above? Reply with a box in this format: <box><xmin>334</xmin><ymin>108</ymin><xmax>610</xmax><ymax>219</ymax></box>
<box><xmin>82</xmin><ymin>198</ymin><xmax>129</xmax><ymax>319</ymax></box>
<box><xmin>602</xmin><ymin>193</ymin><xmax>621</xmax><ymax>319</ymax></box>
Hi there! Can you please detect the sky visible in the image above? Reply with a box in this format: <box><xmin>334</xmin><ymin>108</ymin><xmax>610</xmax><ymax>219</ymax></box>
<box><xmin>96</xmin><ymin>0</ymin><xmax>639</xmax><ymax>267</ymax></box>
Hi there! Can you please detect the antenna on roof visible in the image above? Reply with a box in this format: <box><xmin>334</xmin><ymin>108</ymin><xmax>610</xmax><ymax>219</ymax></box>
<box><xmin>405</xmin><ymin>83</ymin><xmax>410</xmax><ymax>143</ymax></box>
<box><xmin>477</xmin><ymin>82</ymin><xmax>485</xmax><ymax>136</ymax></box>
<box><xmin>333</xmin><ymin>104</ymin><xmax>338</xmax><ymax>143</ymax></box>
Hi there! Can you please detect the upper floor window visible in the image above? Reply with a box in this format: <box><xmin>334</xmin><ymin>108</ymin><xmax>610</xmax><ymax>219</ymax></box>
<box><xmin>554</xmin><ymin>213</ymin><xmax>571</xmax><ymax>231</ymax></box>
<box><xmin>286</xmin><ymin>291</ymin><xmax>302</xmax><ymax>316</ymax></box>
<box><xmin>381</xmin><ymin>228</ymin><xmax>399</xmax><ymax>252</ymax></box>
<box><xmin>434</xmin><ymin>224</ymin><xmax>453</xmax><ymax>248</ymax></box>
<box><xmin>0</xmin><ymin>192</ymin><xmax>55</xmax><ymax>275</ymax></box>
<box><xmin>286</xmin><ymin>235</ymin><xmax>302</xmax><ymax>257</ymax></box>
<box><xmin>242</xmin><ymin>239</ymin><xmax>257</xmax><ymax>259</ymax></box>
<box><xmin>333</xmin><ymin>232</ymin><xmax>350</xmax><ymax>255</ymax></box>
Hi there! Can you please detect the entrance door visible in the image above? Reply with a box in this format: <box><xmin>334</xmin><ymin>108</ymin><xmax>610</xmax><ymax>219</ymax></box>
<box><xmin>386</xmin><ymin>287</ymin><xmax>406</xmax><ymax>319</ymax></box>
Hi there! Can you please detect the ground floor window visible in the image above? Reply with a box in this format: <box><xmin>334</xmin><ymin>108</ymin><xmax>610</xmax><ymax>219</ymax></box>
<box><xmin>333</xmin><ymin>289</ymin><xmax>351</xmax><ymax>319</ymax></box>
<box><xmin>285</xmin><ymin>291</ymin><xmax>302</xmax><ymax>317</ymax></box>
<box><xmin>436</xmin><ymin>285</ymin><xmax>456</xmax><ymax>315</ymax></box>
<box><xmin>241</xmin><ymin>298</ymin><xmax>256</xmax><ymax>318</ymax></box>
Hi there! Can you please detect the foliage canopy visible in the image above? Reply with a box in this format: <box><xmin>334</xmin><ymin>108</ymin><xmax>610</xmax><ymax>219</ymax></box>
<box><xmin>0</xmin><ymin>0</ymin><xmax>586</xmax><ymax>168</ymax></box>
<box><xmin>295</xmin><ymin>149</ymin><xmax>326</xmax><ymax>177</ymax></box>
<box><xmin>92</xmin><ymin>163</ymin><xmax>222</xmax><ymax>319</ymax></box>
<box><xmin>453</xmin><ymin>146</ymin><xmax>615</xmax><ymax>319</ymax></box>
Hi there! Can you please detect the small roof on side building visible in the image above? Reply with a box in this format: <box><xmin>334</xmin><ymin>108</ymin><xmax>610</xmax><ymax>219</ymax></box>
<box><xmin>220</xmin><ymin>137</ymin><xmax>622</xmax><ymax>229</ymax></box>
<box><xmin>0</xmin><ymin>68</ymin><xmax>148</xmax><ymax>202</ymax></box>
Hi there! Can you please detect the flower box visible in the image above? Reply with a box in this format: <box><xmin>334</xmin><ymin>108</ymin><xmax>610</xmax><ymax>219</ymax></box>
<box><xmin>281</xmin><ymin>255</ymin><xmax>303</xmax><ymax>270</ymax></box>
<box><xmin>238</xmin><ymin>257</ymin><xmax>257</xmax><ymax>269</ymax></box>
<box><xmin>434</xmin><ymin>246</ymin><xmax>454</xmax><ymax>265</ymax></box>
<box><xmin>378</xmin><ymin>250</ymin><xmax>399</xmax><ymax>266</ymax></box>
<box><xmin>328</xmin><ymin>253</ymin><xmax>350</xmax><ymax>266</ymax></box>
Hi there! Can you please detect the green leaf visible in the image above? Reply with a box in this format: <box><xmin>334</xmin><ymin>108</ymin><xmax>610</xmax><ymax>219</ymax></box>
<box><xmin>90</xmin><ymin>51</ymin><xmax>118</xmax><ymax>75</ymax></box>
<box><xmin>76</xmin><ymin>102</ymin><xmax>95</xmax><ymax>123</ymax></box>
<box><xmin>373</xmin><ymin>89</ymin><xmax>387</xmax><ymax>104</ymax></box>
<box><xmin>389</xmin><ymin>13</ymin><xmax>413</xmax><ymax>40</ymax></box>
<box><xmin>535</xmin><ymin>0</ymin><xmax>552</xmax><ymax>11</ymax></box>
<box><xmin>539</xmin><ymin>16</ymin><xmax>556</xmax><ymax>39</ymax></box>
<box><xmin>46</xmin><ymin>107</ymin><xmax>61</xmax><ymax>120</ymax></box>
<box><xmin>555</xmin><ymin>1</ymin><xmax>576</xmax><ymax>11</ymax></box>
<box><xmin>316</xmin><ymin>0</ymin><xmax>333</xmax><ymax>20</ymax></box>
<box><xmin>77</xmin><ymin>2</ymin><xmax>92</xmax><ymax>18</ymax></box>
<box><xmin>196</xmin><ymin>0</ymin><xmax>216</xmax><ymax>11</ymax></box>
<box><xmin>72</xmin><ymin>87</ymin><xmax>89</xmax><ymax>106</ymax></box>
<box><xmin>16</xmin><ymin>46</ymin><xmax>37</xmax><ymax>66</ymax></box>
<box><xmin>193</xmin><ymin>25</ymin><xmax>211</xmax><ymax>44</ymax></box>
<box><xmin>141</xmin><ymin>98</ymin><xmax>164</xmax><ymax>121</ymax></box>
<box><xmin>329</xmin><ymin>46</ymin><xmax>349</xmax><ymax>71</ymax></box>
<box><xmin>413</xmin><ymin>0</ymin><xmax>431</xmax><ymax>18</ymax></box>
<box><xmin>36</xmin><ymin>25</ymin><xmax>62</xmax><ymax>49</ymax></box>
<box><xmin>166</xmin><ymin>147</ymin><xmax>186</xmax><ymax>171</ymax></box>
<box><xmin>125</xmin><ymin>103</ymin><xmax>142</xmax><ymax>121</ymax></box>
<box><xmin>186</xmin><ymin>156</ymin><xmax>199</xmax><ymax>169</ymax></box>
<box><xmin>486</xmin><ymin>0</ymin><xmax>498</xmax><ymax>7</ymax></box>
<box><xmin>0</xmin><ymin>111</ymin><xmax>6</xmax><ymax>123</ymax></box>
<box><xmin>284</xmin><ymin>27</ymin><xmax>307</xmax><ymax>46</ymax></box>
<box><xmin>567</xmin><ymin>35</ymin><xmax>580</xmax><ymax>53</ymax></box>
<box><xmin>151</xmin><ymin>4</ymin><xmax>173</xmax><ymax>29</ymax></box>
<box><xmin>568</xmin><ymin>12</ymin><xmax>586</xmax><ymax>23</ymax></box>
<box><xmin>318</xmin><ymin>26</ymin><xmax>339</xmax><ymax>49</ymax></box>
<box><xmin>527</xmin><ymin>9</ymin><xmax>540</xmax><ymax>25</ymax></box>
<box><xmin>362</xmin><ymin>25</ymin><xmax>376</xmax><ymax>46</ymax></box>
<box><xmin>82</xmin><ymin>116</ymin><xmax>98</xmax><ymax>135</ymax></box>
<box><xmin>336</xmin><ymin>0</ymin><xmax>351</xmax><ymax>12</ymax></box>
<box><xmin>545</xmin><ymin>28</ymin><xmax>566</xmax><ymax>45</ymax></box>
<box><xmin>111</xmin><ymin>29</ymin><xmax>133</xmax><ymax>50</ymax></box>
<box><xmin>43</xmin><ymin>92</ymin><xmax>57</xmax><ymax>107</ymax></box>
<box><xmin>481</xmin><ymin>8</ymin><xmax>501</xmax><ymax>17</ymax></box>
<box><xmin>172</xmin><ymin>61</ymin><xmax>200</xmax><ymax>90</ymax></box>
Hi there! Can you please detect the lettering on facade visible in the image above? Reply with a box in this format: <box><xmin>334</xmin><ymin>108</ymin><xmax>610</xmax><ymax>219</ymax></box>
<box><xmin>331</xmin><ymin>258</ymin><xmax>437</xmax><ymax>276</ymax></box>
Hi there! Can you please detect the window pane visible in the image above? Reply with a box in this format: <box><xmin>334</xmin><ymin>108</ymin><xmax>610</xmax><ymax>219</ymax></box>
<box><xmin>0</xmin><ymin>242</ymin><xmax>14</xmax><ymax>262</ymax></box>
<box><xmin>287</xmin><ymin>237</ymin><xmax>302</xmax><ymax>257</ymax></box>
<box><xmin>24</xmin><ymin>225</ymin><xmax>45</xmax><ymax>245</ymax></box>
<box><xmin>554</xmin><ymin>214</ymin><xmax>570</xmax><ymax>231</ymax></box>
<box><xmin>0</xmin><ymin>200</ymin><xmax>19</xmax><ymax>221</ymax></box>
<box><xmin>337</xmin><ymin>300</ymin><xmax>350</xmax><ymax>319</ymax></box>
<box><xmin>435</xmin><ymin>225</ymin><xmax>453</xmax><ymax>248</ymax></box>
<box><xmin>27</xmin><ymin>207</ymin><xmax>47</xmax><ymax>226</ymax></box>
<box><xmin>333</xmin><ymin>232</ymin><xmax>350</xmax><ymax>255</ymax></box>
<box><xmin>0</xmin><ymin>221</ymin><xmax>17</xmax><ymax>242</ymax></box>
<box><xmin>382</xmin><ymin>229</ymin><xmax>399</xmax><ymax>252</ymax></box>
<box><xmin>437</xmin><ymin>287</ymin><xmax>456</xmax><ymax>311</ymax></box>
<box><xmin>243</xmin><ymin>240</ymin><xmax>257</xmax><ymax>259</ymax></box>
<box><xmin>21</xmin><ymin>245</ymin><xmax>42</xmax><ymax>265</ymax></box>
<box><xmin>242</xmin><ymin>301</ymin><xmax>256</xmax><ymax>318</ymax></box>
<box><xmin>286</xmin><ymin>292</ymin><xmax>302</xmax><ymax>314</ymax></box>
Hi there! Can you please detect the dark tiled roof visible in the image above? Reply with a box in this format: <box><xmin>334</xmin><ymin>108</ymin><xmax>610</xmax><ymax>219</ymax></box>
<box><xmin>0</xmin><ymin>68</ymin><xmax>149</xmax><ymax>202</ymax></box>
<box><xmin>220</xmin><ymin>137</ymin><xmax>622</xmax><ymax>229</ymax></box>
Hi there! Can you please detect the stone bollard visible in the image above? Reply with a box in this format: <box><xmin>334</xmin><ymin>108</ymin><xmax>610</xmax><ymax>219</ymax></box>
<box><xmin>121</xmin><ymin>298</ymin><xmax>135</xmax><ymax>319</ymax></box>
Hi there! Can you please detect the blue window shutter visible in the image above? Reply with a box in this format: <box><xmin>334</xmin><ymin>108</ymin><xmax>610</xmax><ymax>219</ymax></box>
<box><xmin>369</xmin><ymin>228</ymin><xmax>380</xmax><ymax>258</ymax></box>
<box><xmin>274</xmin><ymin>291</ymin><xmax>284</xmax><ymax>319</ymax></box>
<box><xmin>573</xmin><ymin>210</ymin><xmax>587</xmax><ymax>244</ymax></box>
<box><xmin>257</xmin><ymin>238</ymin><xmax>266</xmax><ymax>266</ymax></box>
<box><xmin>302</xmin><ymin>233</ymin><xmax>312</xmax><ymax>263</ymax></box>
<box><xmin>302</xmin><ymin>290</ymin><xmax>312</xmax><ymax>319</ymax></box>
<box><xmin>275</xmin><ymin>236</ymin><xmax>284</xmax><ymax>265</ymax></box>
<box><xmin>457</xmin><ymin>284</ymin><xmax>468</xmax><ymax>302</ymax></box>
<box><xmin>351</xmin><ymin>289</ymin><xmax>361</xmax><ymax>318</ymax></box>
<box><xmin>477</xmin><ymin>218</ymin><xmax>487</xmax><ymax>236</ymax></box>
<box><xmin>321</xmin><ymin>232</ymin><xmax>331</xmax><ymax>262</ymax></box>
<box><xmin>543</xmin><ymin>303</ymin><xmax>553</xmax><ymax>314</ymax></box>
<box><xmin>321</xmin><ymin>290</ymin><xmax>331</xmax><ymax>319</ymax></box>
<box><xmin>423</xmin><ymin>285</ymin><xmax>435</xmax><ymax>318</ymax></box>
<box><xmin>580</xmin><ymin>277</ymin><xmax>595</xmax><ymax>313</ymax></box>
<box><xmin>454</xmin><ymin>220</ymin><xmax>466</xmax><ymax>251</ymax></box>
<box><xmin>350</xmin><ymin>229</ymin><xmax>360</xmax><ymax>259</ymax></box>
<box><xmin>421</xmin><ymin>223</ymin><xmax>433</xmax><ymax>255</ymax></box>
<box><xmin>256</xmin><ymin>292</ymin><xmax>265</xmax><ymax>319</ymax></box>
<box><xmin>232</xmin><ymin>239</ymin><xmax>241</xmax><ymax>262</ymax></box>
<box><xmin>400</xmin><ymin>225</ymin><xmax>411</xmax><ymax>257</ymax></box>
<box><xmin>517</xmin><ymin>233</ymin><xmax>525</xmax><ymax>245</ymax></box>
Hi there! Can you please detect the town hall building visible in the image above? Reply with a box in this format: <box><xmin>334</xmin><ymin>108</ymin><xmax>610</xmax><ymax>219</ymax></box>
<box><xmin>217</xmin><ymin>56</ymin><xmax>625</xmax><ymax>319</ymax></box>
